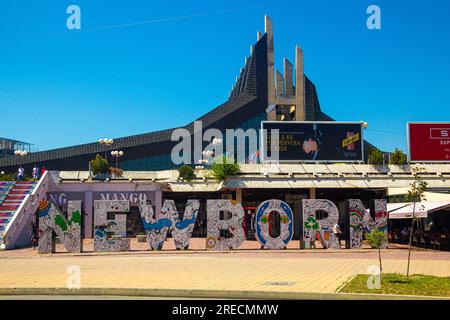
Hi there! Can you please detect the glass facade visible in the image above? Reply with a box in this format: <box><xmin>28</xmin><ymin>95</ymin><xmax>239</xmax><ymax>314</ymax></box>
<box><xmin>121</xmin><ymin>153</ymin><xmax>175</xmax><ymax>171</ymax></box>
<box><xmin>120</xmin><ymin>112</ymin><xmax>267</xmax><ymax>171</ymax></box>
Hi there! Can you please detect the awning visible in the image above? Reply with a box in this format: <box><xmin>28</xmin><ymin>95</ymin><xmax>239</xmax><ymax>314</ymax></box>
<box><xmin>168</xmin><ymin>182</ymin><xmax>221</xmax><ymax>192</ymax></box>
<box><xmin>388</xmin><ymin>202</ymin><xmax>450</xmax><ymax>219</ymax></box>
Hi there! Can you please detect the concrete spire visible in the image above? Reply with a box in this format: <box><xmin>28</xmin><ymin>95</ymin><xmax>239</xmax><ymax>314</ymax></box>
<box><xmin>276</xmin><ymin>69</ymin><xmax>284</xmax><ymax>97</ymax></box>
<box><xmin>264</xmin><ymin>15</ymin><xmax>273</xmax><ymax>37</ymax></box>
<box><xmin>283</xmin><ymin>58</ymin><xmax>294</xmax><ymax>97</ymax></box>
<box><xmin>257</xmin><ymin>31</ymin><xmax>262</xmax><ymax>41</ymax></box>
<box><xmin>295</xmin><ymin>45</ymin><xmax>305</xmax><ymax>121</ymax></box>
<box><xmin>265</xmin><ymin>15</ymin><xmax>276</xmax><ymax>119</ymax></box>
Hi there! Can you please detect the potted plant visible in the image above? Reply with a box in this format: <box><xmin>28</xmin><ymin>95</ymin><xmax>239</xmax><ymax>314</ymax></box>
<box><xmin>90</xmin><ymin>154</ymin><xmax>110</xmax><ymax>179</ymax></box>
<box><xmin>178</xmin><ymin>165</ymin><xmax>196</xmax><ymax>182</ymax></box>
<box><xmin>210</xmin><ymin>156</ymin><xmax>240</xmax><ymax>181</ymax></box>
<box><xmin>109</xmin><ymin>167</ymin><xmax>124</xmax><ymax>179</ymax></box>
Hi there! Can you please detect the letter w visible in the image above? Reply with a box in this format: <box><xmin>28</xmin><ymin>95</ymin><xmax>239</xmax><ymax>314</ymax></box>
<box><xmin>139</xmin><ymin>200</ymin><xmax>200</xmax><ymax>250</ymax></box>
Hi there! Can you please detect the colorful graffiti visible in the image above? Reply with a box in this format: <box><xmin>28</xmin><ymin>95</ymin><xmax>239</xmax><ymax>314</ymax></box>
<box><xmin>348</xmin><ymin>199</ymin><xmax>388</xmax><ymax>249</ymax></box>
<box><xmin>206</xmin><ymin>200</ymin><xmax>245</xmax><ymax>250</ymax></box>
<box><xmin>364</xmin><ymin>199</ymin><xmax>389</xmax><ymax>249</ymax></box>
<box><xmin>38</xmin><ymin>200</ymin><xmax>82</xmax><ymax>254</ymax></box>
<box><xmin>302</xmin><ymin>199</ymin><xmax>340</xmax><ymax>249</ymax></box>
<box><xmin>254</xmin><ymin>199</ymin><xmax>294</xmax><ymax>249</ymax></box>
<box><xmin>348</xmin><ymin>199</ymin><xmax>366</xmax><ymax>249</ymax></box>
<box><xmin>139</xmin><ymin>200</ymin><xmax>200</xmax><ymax>250</ymax></box>
<box><xmin>35</xmin><ymin>197</ymin><xmax>391</xmax><ymax>254</ymax></box>
<box><xmin>93</xmin><ymin>200</ymin><xmax>130</xmax><ymax>252</ymax></box>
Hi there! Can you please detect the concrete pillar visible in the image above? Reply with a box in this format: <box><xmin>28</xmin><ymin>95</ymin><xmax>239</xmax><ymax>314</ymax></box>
<box><xmin>266</xmin><ymin>104</ymin><xmax>277</xmax><ymax>121</ymax></box>
<box><xmin>284</xmin><ymin>58</ymin><xmax>294</xmax><ymax>97</ymax></box>
<box><xmin>295</xmin><ymin>46</ymin><xmax>306</xmax><ymax>121</ymax></box>
<box><xmin>276</xmin><ymin>70</ymin><xmax>284</xmax><ymax>97</ymax></box>
<box><xmin>265</xmin><ymin>15</ymin><xmax>276</xmax><ymax>108</ymax></box>
<box><xmin>84</xmin><ymin>191</ymin><xmax>93</xmax><ymax>238</ymax></box>
<box><xmin>235</xmin><ymin>189</ymin><xmax>243</xmax><ymax>205</ymax></box>
<box><xmin>309</xmin><ymin>188</ymin><xmax>316</xmax><ymax>199</ymax></box>
<box><xmin>155</xmin><ymin>190</ymin><xmax>162</xmax><ymax>216</ymax></box>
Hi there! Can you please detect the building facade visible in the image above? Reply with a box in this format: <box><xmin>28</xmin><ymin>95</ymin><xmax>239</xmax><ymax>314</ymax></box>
<box><xmin>0</xmin><ymin>16</ymin><xmax>372</xmax><ymax>173</ymax></box>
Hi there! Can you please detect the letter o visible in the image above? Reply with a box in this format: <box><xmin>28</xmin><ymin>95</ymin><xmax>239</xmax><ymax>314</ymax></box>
<box><xmin>255</xmin><ymin>199</ymin><xmax>294</xmax><ymax>249</ymax></box>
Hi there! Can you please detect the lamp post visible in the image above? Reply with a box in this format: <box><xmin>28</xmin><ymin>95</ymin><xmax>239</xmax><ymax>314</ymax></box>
<box><xmin>14</xmin><ymin>150</ymin><xmax>28</xmax><ymax>165</ymax></box>
<box><xmin>14</xmin><ymin>150</ymin><xmax>28</xmax><ymax>179</ymax></box>
<box><xmin>111</xmin><ymin>150</ymin><xmax>124</xmax><ymax>169</ymax></box>
<box><xmin>98</xmin><ymin>138</ymin><xmax>114</xmax><ymax>160</ymax></box>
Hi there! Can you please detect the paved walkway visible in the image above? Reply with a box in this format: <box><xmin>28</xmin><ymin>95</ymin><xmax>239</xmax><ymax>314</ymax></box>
<box><xmin>1</xmin><ymin>239</ymin><xmax>449</xmax><ymax>298</ymax></box>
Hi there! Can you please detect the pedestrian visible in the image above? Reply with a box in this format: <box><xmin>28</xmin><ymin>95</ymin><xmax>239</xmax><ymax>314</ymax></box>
<box><xmin>32</xmin><ymin>165</ymin><xmax>40</xmax><ymax>180</ymax></box>
<box><xmin>332</xmin><ymin>222</ymin><xmax>343</xmax><ymax>247</ymax></box>
<box><xmin>17</xmin><ymin>165</ymin><xmax>25</xmax><ymax>181</ymax></box>
<box><xmin>41</xmin><ymin>166</ymin><xmax>46</xmax><ymax>176</ymax></box>
<box><xmin>31</xmin><ymin>221</ymin><xmax>38</xmax><ymax>250</ymax></box>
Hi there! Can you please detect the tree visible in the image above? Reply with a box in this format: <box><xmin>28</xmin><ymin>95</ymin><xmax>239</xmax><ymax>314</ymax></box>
<box><xmin>390</xmin><ymin>148</ymin><xmax>407</xmax><ymax>165</ymax></box>
<box><xmin>368</xmin><ymin>148</ymin><xmax>384</xmax><ymax>165</ymax></box>
<box><xmin>90</xmin><ymin>154</ymin><xmax>109</xmax><ymax>176</ymax></box>
<box><xmin>406</xmin><ymin>166</ymin><xmax>428</xmax><ymax>277</ymax></box>
<box><xmin>210</xmin><ymin>156</ymin><xmax>240</xmax><ymax>181</ymax></box>
<box><xmin>366</xmin><ymin>230</ymin><xmax>387</xmax><ymax>274</ymax></box>
<box><xmin>178</xmin><ymin>165</ymin><xmax>196</xmax><ymax>182</ymax></box>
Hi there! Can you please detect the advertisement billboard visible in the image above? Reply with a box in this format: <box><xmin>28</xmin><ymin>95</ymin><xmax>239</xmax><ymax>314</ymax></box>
<box><xmin>261</xmin><ymin>121</ymin><xmax>364</xmax><ymax>163</ymax></box>
<box><xmin>408</xmin><ymin>122</ymin><xmax>450</xmax><ymax>162</ymax></box>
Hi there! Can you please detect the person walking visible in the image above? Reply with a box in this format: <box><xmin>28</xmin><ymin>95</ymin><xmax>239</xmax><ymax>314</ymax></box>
<box><xmin>31</xmin><ymin>221</ymin><xmax>38</xmax><ymax>250</ymax></box>
<box><xmin>17</xmin><ymin>165</ymin><xmax>25</xmax><ymax>181</ymax></box>
<box><xmin>332</xmin><ymin>222</ymin><xmax>343</xmax><ymax>247</ymax></box>
<box><xmin>41</xmin><ymin>166</ymin><xmax>46</xmax><ymax>176</ymax></box>
<box><xmin>32</xmin><ymin>165</ymin><xmax>40</xmax><ymax>180</ymax></box>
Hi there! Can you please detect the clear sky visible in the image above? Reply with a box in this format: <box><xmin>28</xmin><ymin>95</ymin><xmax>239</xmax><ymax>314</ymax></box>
<box><xmin>1</xmin><ymin>0</ymin><xmax>449</xmax><ymax>153</ymax></box>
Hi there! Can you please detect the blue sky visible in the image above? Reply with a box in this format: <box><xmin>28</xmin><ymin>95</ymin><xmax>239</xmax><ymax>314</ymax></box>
<box><xmin>1</xmin><ymin>0</ymin><xmax>449</xmax><ymax>153</ymax></box>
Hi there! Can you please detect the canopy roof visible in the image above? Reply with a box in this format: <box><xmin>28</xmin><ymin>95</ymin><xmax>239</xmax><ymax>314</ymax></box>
<box><xmin>388</xmin><ymin>202</ymin><xmax>450</xmax><ymax>219</ymax></box>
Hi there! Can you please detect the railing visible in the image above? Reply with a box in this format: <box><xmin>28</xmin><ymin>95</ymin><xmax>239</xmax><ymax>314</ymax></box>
<box><xmin>0</xmin><ymin>171</ymin><xmax>50</xmax><ymax>250</ymax></box>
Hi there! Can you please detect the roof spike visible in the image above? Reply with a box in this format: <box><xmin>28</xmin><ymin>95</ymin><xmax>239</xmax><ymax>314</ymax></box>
<box><xmin>264</xmin><ymin>15</ymin><xmax>273</xmax><ymax>36</ymax></box>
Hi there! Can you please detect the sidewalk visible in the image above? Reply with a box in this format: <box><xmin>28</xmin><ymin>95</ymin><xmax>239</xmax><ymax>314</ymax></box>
<box><xmin>1</xmin><ymin>240</ymin><xmax>450</xmax><ymax>299</ymax></box>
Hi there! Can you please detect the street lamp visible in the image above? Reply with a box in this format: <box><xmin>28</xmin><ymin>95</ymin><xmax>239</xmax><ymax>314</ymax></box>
<box><xmin>14</xmin><ymin>150</ymin><xmax>28</xmax><ymax>156</ymax></box>
<box><xmin>14</xmin><ymin>150</ymin><xmax>28</xmax><ymax>166</ymax></box>
<box><xmin>111</xmin><ymin>150</ymin><xmax>124</xmax><ymax>169</ymax></box>
<box><xmin>99</xmin><ymin>138</ymin><xmax>114</xmax><ymax>160</ymax></box>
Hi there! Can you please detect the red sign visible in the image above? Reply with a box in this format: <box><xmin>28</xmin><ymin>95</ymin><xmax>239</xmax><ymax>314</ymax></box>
<box><xmin>408</xmin><ymin>123</ymin><xmax>450</xmax><ymax>162</ymax></box>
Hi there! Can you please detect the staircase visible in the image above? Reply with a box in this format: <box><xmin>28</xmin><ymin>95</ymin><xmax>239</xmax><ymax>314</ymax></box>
<box><xmin>0</xmin><ymin>181</ymin><xmax>36</xmax><ymax>244</ymax></box>
<box><xmin>0</xmin><ymin>172</ymin><xmax>50</xmax><ymax>249</ymax></box>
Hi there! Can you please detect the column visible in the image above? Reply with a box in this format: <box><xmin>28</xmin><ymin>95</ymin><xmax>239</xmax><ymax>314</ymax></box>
<box><xmin>84</xmin><ymin>191</ymin><xmax>93</xmax><ymax>238</ymax></box>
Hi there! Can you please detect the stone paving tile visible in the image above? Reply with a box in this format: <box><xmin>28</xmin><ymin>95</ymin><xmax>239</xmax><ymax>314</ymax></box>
<box><xmin>1</xmin><ymin>240</ymin><xmax>450</xmax><ymax>295</ymax></box>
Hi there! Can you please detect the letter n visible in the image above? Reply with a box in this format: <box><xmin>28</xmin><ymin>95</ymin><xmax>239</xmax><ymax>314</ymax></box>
<box><xmin>38</xmin><ymin>200</ymin><xmax>82</xmax><ymax>253</ymax></box>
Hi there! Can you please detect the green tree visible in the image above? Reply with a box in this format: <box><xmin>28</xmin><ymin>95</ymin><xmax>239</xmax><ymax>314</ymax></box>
<box><xmin>368</xmin><ymin>148</ymin><xmax>384</xmax><ymax>165</ymax></box>
<box><xmin>366</xmin><ymin>230</ymin><xmax>388</xmax><ymax>273</ymax></box>
<box><xmin>178</xmin><ymin>165</ymin><xmax>196</xmax><ymax>182</ymax></box>
<box><xmin>390</xmin><ymin>148</ymin><xmax>407</xmax><ymax>165</ymax></box>
<box><xmin>406</xmin><ymin>166</ymin><xmax>428</xmax><ymax>277</ymax></box>
<box><xmin>210</xmin><ymin>156</ymin><xmax>240</xmax><ymax>181</ymax></box>
<box><xmin>90</xmin><ymin>154</ymin><xmax>109</xmax><ymax>175</ymax></box>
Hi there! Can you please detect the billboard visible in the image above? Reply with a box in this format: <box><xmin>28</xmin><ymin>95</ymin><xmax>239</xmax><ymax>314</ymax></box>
<box><xmin>261</xmin><ymin>121</ymin><xmax>364</xmax><ymax>162</ymax></box>
<box><xmin>408</xmin><ymin>122</ymin><xmax>450</xmax><ymax>162</ymax></box>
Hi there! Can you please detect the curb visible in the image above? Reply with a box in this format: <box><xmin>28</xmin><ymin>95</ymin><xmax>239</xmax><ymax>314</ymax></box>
<box><xmin>0</xmin><ymin>287</ymin><xmax>448</xmax><ymax>300</ymax></box>
<box><xmin>0</xmin><ymin>248</ymin><xmax>425</xmax><ymax>260</ymax></box>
